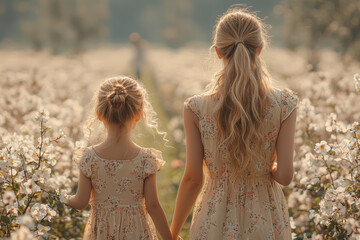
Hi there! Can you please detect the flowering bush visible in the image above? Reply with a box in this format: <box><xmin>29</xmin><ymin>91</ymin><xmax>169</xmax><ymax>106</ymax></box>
<box><xmin>0</xmin><ymin>108</ymin><xmax>87</xmax><ymax>239</ymax></box>
<box><xmin>288</xmin><ymin>74</ymin><xmax>360</xmax><ymax>239</ymax></box>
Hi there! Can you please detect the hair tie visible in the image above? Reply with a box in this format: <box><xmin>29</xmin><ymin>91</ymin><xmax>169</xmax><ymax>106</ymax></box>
<box><xmin>235</xmin><ymin>40</ymin><xmax>245</xmax><ymax>47</ymax></box>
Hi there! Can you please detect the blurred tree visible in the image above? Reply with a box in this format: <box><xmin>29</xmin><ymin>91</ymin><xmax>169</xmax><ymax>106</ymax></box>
<box><xmin>276</xmin><ymin>0</ymin><xmax>360</xmax><ymax>70</ymax></box>
<box><xmin>1</xmin><ymin>0</ymin><xmax>282</xmax><ymax>49</ymax></box>
<box><xmin>20</xmin><ymin>0</ymin><xmax>108</xmax><ymax>54</ymax></box>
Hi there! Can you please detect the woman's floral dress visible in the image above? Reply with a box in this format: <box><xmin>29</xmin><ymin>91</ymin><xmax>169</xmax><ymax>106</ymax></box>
<box><xmin>74</xmin><ymin>146</ymin><xmax>165</xmax><ymax>240</ymax></box>
<box><xmin>185</xmin><ymin>88</ymin><xmax>298</xmax><ymax>240</ymax></box>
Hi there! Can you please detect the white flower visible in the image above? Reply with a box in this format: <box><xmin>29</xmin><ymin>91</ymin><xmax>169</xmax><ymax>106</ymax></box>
<box><xmin>319</xmin><ymin>199</ymin><xmax>333</xmax><ymax>216</ymax></box>
<box><xmin>30</xmin><ymin>203</ymin><xmax>46</xmax><ymax>221</ymax></box>
<box><xmin>45</xmin><ymin>208</ymin><xmax>57</xmax><ymax>221</ymax></box>
<box><xmin>3</xmin><ymin>190</ymin><xmax>16</xmax><ymax>204</ymax></box>
<box><xmin>298</xmin><ymin>98</ymin><xmax>315</xmax><ymax>120</ymax></box>
<box><xmin>334</xmin><ymin>201</ymin><xmax>346</xmax><ymax>216</ymax></box>
<box><xmin>32</xmin><ymin>169</ymin><xmax>43</xmax><ymax>182</ymax></box>
<box><xmin>82</xmin><ymin>210</ymin><xmax>90</xmax><ymax>218</ymax></box>
<box><xmin>22</xmin><ymin>179</ymin><xmax>40</xmax><ymax>195</ymax></box>
<box><xmin>14</xmin><ymin>171</ymin><xmax>25</xmax><ymax>183</ymax></box>
<box><xmin>5</xmin><ymin>205</ymin><xmax>18</xmax><ymax>216</ymax></box>
<box><xmin>37</xmin><ymin>224</ymin><xmax>50</xmax><ymax>236</ymax></box>
<box><xmin>349</xmin><ymin>149</ymin><xmax>358</xmax><ymax>162</ymax></box>
<box><xmin>34</xmin><ymin>107</ymin><xmax>50</xmax><ymax>123</ymax></box>
<box><xmin>289</xmin><ymin>217</ymin><xmax>296</xmax><ymax>229</ymax></box>
<box><xmin>32</xmin><ymin>167</ymin><xmax>51</xmax><ymax>183</ymax></box>
<box><xmin>311</xmin><ymin>232</ymin><xmax>323</xmax><ymax>240</ymax></box>
<box><xmin>314</xmin><ymin>140</ymin><xmax>331</xmax><ymax>155</ymax></box>
<box><xmin>325</xmin><ymin>113</ymin><xmax>337</xmax><ymax>132</ymax></box>
<box><xmin>8</xmin><ymin>154</ymin><xmax>22</xmax><ymax>167</ymax></box>
<box><xmin>29</xmin><ymin>203</ymin><xmax>56</xmax><ymax>221</ymax></box>
<box><xmin>18</xmin><ymin>198</ymin><xmax>26</xmax><ymax>207</ymax></box>
<box><xmin>337</xmin><ymin>192</ymin><xmax>354</xmax><ymax>205</ymax></box>
<box><xmin>47</xmin><ymin>154</ymin><xmax>57</xmax><ymax>166</ymax></box>
<box><xmin>59</xmin><ymin>128</ymin><xmax>66</xmax><ymax>138</ymax></box>
<box><xmin>309</xmin><ymin>209</ymin><xmax>315</xmax><ymax>219</ymax></box>
<box><xmin>354</xmin><ymin>73</ymin><xmax>360</xmax><ymax>93</ymax></box>
<box><xmin>304</xmin><ymin>153</ymin><xmax>318</xmax><ymax>170</ymax></box>
<box><xmin>16</xmin><ymin>215</ymin><xmax>34</xmax><ymax>229</ymax></box>
<box><xmin>10</xmin><ymin>226</ymin><xmax>35</xmax><ymax>240</ymax></box>
<box><xmin>344</xmin><ymin>217</ymin><xmax>360</xmax><ymax>235</ymax></box>
<box><xmin>60</xmin><ymin>191</ymin><xmax>70</xmax><ymax>204</ymax></box>
<box><xmin>351</xmin><ymin>121</ymin><xmax>359</xmax><ymax>132</ymax></box>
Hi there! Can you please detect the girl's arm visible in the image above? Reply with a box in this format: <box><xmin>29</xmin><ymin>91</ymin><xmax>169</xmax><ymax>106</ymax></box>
<box><xmin>68</xmin><ymin>171</ymin><xmax>92</xmax><ymax>209</ymax></box>
<box><xmin>170</xmin><ymin>106</ymin><xmax>204</xmax><ymax>240</ymax></box>
<box><xmin>272</xmin><ymin>109</ymin><xmax>297</xmax><ymax>186</ymax></box>
<box><xmin>144</xmin><ymin>174</ymin><xmax>172</xmax><ymax>240</ymax></box>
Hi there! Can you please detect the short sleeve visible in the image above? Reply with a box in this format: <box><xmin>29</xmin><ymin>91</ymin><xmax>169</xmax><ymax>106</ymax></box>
<box><xmin>184</xmin><ymin>95</ymin><xmax>202</xmax><ymax>119</ymax></box>
<box><xmin>73</xmin><ymin>148</ymin><xmax>93</xmax><ymax>178</ymax></box>
<box><xmin>143</xmin><ymin>149</ymin><xmax>165</xmax><ymax>178</ymax></box>
<box><xmin>280</xmin><ymin>88</ymin><xmax>299</xmax><ymax>124</ymax></box>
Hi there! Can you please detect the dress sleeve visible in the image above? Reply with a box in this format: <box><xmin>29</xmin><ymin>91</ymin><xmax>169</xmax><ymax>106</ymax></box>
<box><xmin>143</xmin><ymin>149</ymin><xmax>166</xmax><ymax>178</ymax></box>
<box><xmin>73</xmin><ymin>148</ymin><xmax>93</xmax><ymax>178</ymax></box>
<box><xmin>184</xmin><ymin>95</ymin><xmax>202</xmax><ymax>119</ymax></box>
<box><xmin>280</xmin><ymin>88</ymin><xmax>299</xmax><ymax>124</ymax></box>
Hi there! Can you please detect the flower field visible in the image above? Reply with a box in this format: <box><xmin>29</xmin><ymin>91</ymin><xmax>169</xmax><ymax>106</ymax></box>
<box><xmin>0</xmin><ymin>46</ymin><xmax>359</xmax><ymax>239</ymax></box>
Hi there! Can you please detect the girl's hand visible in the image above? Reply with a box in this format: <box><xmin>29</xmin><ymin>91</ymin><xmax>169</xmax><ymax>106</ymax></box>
<box><xmin>271</xmin><ymin>162</ymin><xmax>277</xmax><ymax>174</ymax></box>
<box><xmin>171</xmin><ymin>234</ymin><xmax>183</xmax><ymax>240</ymax></box>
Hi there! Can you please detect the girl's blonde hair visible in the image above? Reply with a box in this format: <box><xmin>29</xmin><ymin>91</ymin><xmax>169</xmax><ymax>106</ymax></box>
<box><xmin>208</xmin><ymin>8</ymin><xmax>273</xmax><ymax>175</ymax></box>
<box><xmin>87</xmin><ymin>76</ymin><xmax>164</xmax><ymax>142</ymax></box>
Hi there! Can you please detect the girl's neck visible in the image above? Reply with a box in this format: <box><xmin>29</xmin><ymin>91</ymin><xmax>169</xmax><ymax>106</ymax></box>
<box><xmin>104</xmin><ymin>126</ymin><xmax>133</xmax><ymax>146</ymax></box>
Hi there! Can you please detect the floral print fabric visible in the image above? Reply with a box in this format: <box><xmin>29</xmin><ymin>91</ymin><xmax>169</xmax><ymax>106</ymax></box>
<box><xmin>184</xmin><ymin>88</ymin><xmax>298</xmax><ymax>240</ymax></box>
<box><xmin>74</xmin><ymin>147</ymin><xmax>165</xmax><ymax>240</ymax></box>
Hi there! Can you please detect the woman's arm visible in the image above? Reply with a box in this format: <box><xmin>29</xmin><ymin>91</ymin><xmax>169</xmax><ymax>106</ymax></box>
<box><xmin>272</xmin><ymin>109</ymin><xmax>297</xmax><ymax>186</ymax></box>
<box><xmin>170</xmin><ymin>106</ymin><xmax>204</xmax><ymax>240</ymax></box>
<box><xmin>68</xmin><ymin>171</ymin><xmax>92</xmax><ymax>209</ymax></box>
<box><xmin>144</xmin><ymin>174</ymin><xmax>172</xmax><ymax>240</ymax></box>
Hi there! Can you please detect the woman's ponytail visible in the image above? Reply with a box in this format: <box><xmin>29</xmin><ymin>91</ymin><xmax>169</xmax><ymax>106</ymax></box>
<box><xmin>208</xmin><ymin>8</ymin><xmax>272</xmax><ymax>175</ymax></box>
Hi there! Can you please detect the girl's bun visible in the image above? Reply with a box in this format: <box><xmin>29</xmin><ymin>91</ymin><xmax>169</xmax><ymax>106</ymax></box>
<box><xmin>107</xmin><ymin>84</ymin><xmax>128</xmax><ymax>109</ymax></box>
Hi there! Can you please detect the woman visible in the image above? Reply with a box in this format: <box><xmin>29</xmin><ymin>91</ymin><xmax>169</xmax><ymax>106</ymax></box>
<box><xmin>171</xmin><ymin>8</ymin><xmax>298</xmax><ymax>240</ymax></box>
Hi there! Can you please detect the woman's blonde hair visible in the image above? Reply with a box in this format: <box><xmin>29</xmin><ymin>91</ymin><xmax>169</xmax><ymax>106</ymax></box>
<box><xmin>87</xmin><ymin>76</ymin><xmax>164</xmax><ymax>142</ymax></box>
<box><xmin>208</xmin><ymin>8</ymin><xmax>273</xmax><ymax>174</ymax></box>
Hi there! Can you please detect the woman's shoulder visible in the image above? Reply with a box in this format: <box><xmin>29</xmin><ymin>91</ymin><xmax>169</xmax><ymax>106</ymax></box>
<box><xmin>268</xmin><ymin>87</ymin><xmax>299</xmax><ymax>123</ymax></box>
<box><xmin>184</xmin><ymin>93</ymin><xmax>215</xmax><ymax>118</ymax></box>
<box><xmin>269</xmin><ymin>87</ymin><xmax>298</xmax><ymax>105</ymax></box>
<box><xmin>184</xmin><ymin>93</ymin><xmax>207</xmax><ymax>105</ymax></box>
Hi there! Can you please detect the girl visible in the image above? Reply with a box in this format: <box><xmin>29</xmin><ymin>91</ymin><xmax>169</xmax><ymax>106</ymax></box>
<box><xmin>171</xmin><ymin>8</ymin><xmax>298</xmax><ymax>240</ymax></box>
<box><xmin>67</xmin><ymin>76</ymin><xmax>172</xmax><ymax>240</ymax></box>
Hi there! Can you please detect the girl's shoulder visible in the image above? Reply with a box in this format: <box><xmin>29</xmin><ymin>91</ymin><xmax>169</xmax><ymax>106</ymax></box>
<box><xmin>73</xmin><ymin>146</ymin><xmax>94</xmax><ymax>162</ymax></box>
<box><xmin>73</xmin><ymin>146</ymin><xmax>95</xmax><ymax>178</ymax></box>
<box><xmin>140</xmin><ymin>147</ymin><xmax>162</xmax><ymax>159</ymax></box>
<box><xmin>141</xmin><ymin>147</ymin><xmax>166</xmax><ymax>178</ymax></box>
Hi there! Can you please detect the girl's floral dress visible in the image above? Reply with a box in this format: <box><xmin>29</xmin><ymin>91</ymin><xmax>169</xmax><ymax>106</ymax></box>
<box><xmin>74</xmin><ymin>146</ymin><xmax>165</xmax><ymax>240</ymax></box>
<box><xmin>185</xmin><ymin>88</ymin><xmax>298</xmax><ymax>240</ymax></box>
